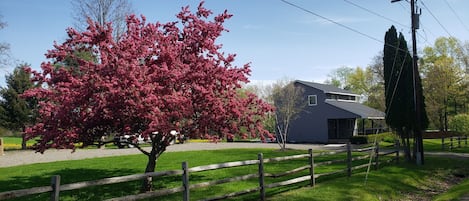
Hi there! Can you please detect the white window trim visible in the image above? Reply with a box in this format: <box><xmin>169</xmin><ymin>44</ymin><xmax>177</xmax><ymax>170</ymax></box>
<box><xmin>308</xmin><ymin>95</ymin><xmax>317</xmax><ymax>106</ymax></box>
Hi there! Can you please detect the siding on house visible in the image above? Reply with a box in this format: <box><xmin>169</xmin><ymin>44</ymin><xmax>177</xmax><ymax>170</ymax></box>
<box><xmin>284</xmin><ymin>80</ymin><xmax>385</xmax><ymax>143</ymax></box>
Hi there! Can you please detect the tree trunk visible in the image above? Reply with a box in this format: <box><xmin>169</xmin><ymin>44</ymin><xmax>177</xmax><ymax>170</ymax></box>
<box><xmin>141</xmin><ymin>138</ymin><xmax>166</xmax><ymax>193</ymax></box>
<box><xmin>276</xmin><ymin>126</ymin><xmax>286</xmax><ymax>151</ymax></box>
<box><xmin>399</xmin><ymin>128</ymin><xmax>412</xmax><ymax>162</ymax></box>
<box><xmin>141</xmin><ymin>150</ymin><xmax>157</xmax><ymax>192</ymax></box>
<box><xmin>282</xmin><ymin>132</ymin><xmax>286</xmax><ymax>151</ymax></box>
<box><xmin>21</xmin><ymin>127</ymin><xmax>27</xmax><ymax>150</ymax></box>
<box><xmin>415</xmin><ymin>130</ymin><xmax>424</xmax><ymax>165</ymax></box>
<box><xmin>412</xmin><ymin>135</ymin><xmax>417</xmax><ymax>162</ymax></box>
<box><xmin>140</xmin><ymin>136</ymin><xmax>171</xmax><ymax>192</ymax></box>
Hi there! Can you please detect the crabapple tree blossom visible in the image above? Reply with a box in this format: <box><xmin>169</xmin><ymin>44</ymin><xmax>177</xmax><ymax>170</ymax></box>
<box><xmin>23</xmin><ymin>2</ymin><xmax>273</xmax><ymax>191</ymax></box>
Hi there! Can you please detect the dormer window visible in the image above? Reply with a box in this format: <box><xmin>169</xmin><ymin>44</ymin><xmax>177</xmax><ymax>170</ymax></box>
<box><xmin>308</xmin><ymin>95</ymin><xmax>317</xmax><ymax>106</ymax></box>
<box><xmin>326</xmin><ymin>93</ymin><xmax>357</xmax><ymax>102</ymax></box>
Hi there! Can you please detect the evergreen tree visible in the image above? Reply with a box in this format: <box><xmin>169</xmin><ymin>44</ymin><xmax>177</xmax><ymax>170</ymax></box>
<box><xmin>0</xmin><ymin>64</ymin><xmax>35</xmax><ymax>149</ymax></box>
<box><xmin>383</xmin><ymin>26</ymin><xmax>428</xmax><ymax>163</ymax></box>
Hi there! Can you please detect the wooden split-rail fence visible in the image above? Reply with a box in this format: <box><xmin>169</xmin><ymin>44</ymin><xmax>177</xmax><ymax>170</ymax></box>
<box><xmin>441</xmin><ymin>136</ymin><xmax>468</xmax><ymax>151</ymax></box>
<box><xmin>0</xmin><ymin>142</ymin><xmax>399</xmax><ymax>201</ymax></box>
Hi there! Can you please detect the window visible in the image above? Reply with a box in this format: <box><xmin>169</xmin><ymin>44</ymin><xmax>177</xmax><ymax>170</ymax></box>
<box><xmin>325</xmin><ymin>93</ymin><xmax>358</xmax><ymax>102</ymax></box>
<box><xmin>308</xmin><ymin>95</ymin><xmax>317</xmax><ymax>106</ymax></box>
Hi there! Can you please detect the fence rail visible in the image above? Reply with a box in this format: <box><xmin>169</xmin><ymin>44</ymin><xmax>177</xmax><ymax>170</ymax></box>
<box><xmin>441</xmin><ymin>136</ymin><xmax>468</xmax><ymax>151</ymax></box>
<box><xmin>0</xmin><ymin>142</ymin><xmax>399</xmax><ymax>201</ymax></box>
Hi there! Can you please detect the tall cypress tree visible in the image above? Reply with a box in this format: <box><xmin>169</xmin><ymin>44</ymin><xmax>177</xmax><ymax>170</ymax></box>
<box><xmin>0</xmin><ymin>64</ymin><xmax>35</xmax><ymax>149</ymax></box>
<box><xmin>383</xmin><ymin>26</ymin><xmax>428</xmax><ymax>163</ymax></box>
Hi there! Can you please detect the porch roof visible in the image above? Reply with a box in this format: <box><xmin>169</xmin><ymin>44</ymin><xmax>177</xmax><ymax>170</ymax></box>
<box><xmin>325</xmin><ymin>100</ymin><xmax>385</xmax><ymax>120</ymax></box>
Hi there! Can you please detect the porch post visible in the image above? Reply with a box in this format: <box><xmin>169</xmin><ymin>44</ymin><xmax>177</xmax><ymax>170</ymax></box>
<box><xmin>336</xmin><ymin>120</ymin><xmax>339</xmax><ymax>139</ymax></box>
<box><xmin>353</xmin><ymin>119</ymin><xmax>358</xmax><ymax>136</ymax></box>
<box><xmin>362</xmin><ymin>119</ymin><xmax>365</xmax><ymax>135</ymax></box>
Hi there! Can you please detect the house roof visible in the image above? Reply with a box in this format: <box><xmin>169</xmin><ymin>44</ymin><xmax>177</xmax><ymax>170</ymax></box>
<box><xmin>325</xmin><ymin>100</ymin><xmax>385</xmax><ymax>119</ymax></box>
<box><xmin>295</xmin><ymin>80</ymin><xmax>358</xmax><ymax>96</ymax></box>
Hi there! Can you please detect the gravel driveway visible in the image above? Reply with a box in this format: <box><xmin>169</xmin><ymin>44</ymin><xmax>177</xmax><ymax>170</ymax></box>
<box><xmin>0</xmin><ymin>142</ymin><xmax>342</xmax><ymax>168</ymax></box>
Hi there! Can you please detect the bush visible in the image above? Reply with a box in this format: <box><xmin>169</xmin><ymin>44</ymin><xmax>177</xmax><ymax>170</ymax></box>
<box><xmin>350</xmin><ymin>136</ymin><xmax>368</xmax><ymax>144</ymax></box>
<box><xmin>449</xmin><ymin>114</ymin><xmax>469</xmax><ymax>135</ymax></box>
<box><xmin>0</xmin><ymin>127</ymin><xmax>14</xmax><ymax>137</ymax></box>
<box><xmin>382</xmin><ymin>136</ymin><xmax>396</xmax><ymax>143</ymax></box>
<box><xmin>366</xmin><ymin>132</ymin><xmax>397</xmax><ymax>143</ymax></box>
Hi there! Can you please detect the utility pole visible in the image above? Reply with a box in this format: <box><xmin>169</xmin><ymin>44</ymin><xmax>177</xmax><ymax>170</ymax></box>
<box><xmin>392</xmin><ymin>0</ymin><xmax>424</xmax><ymax>165</ymax></box>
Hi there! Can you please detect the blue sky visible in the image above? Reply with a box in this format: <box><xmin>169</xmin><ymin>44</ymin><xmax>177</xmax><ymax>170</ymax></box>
<box><xmin>1</xmin><ymin>0</ymin><xmax>468</xmax><ymax>87</ymax></box>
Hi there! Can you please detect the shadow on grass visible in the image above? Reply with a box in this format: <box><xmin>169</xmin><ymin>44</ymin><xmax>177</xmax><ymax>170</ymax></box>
<box><xmin>265</xmin><ymin>169</ymin><xmax>420</xmax><ymax>201</ymax></box>
<box><xmin>268</xmin><ymin>157</ymin><xmax>469</xmax><ymax>201</ymax></box>
<box><xmin>0</xmin><ymin>167</ymin><xmax>202</xmax><ymax>201</ymax></box>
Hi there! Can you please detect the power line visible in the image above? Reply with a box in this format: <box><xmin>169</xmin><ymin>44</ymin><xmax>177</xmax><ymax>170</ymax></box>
<box><xmin>343</xmin><ymin>0</ymin><xmax>409</xmax><ymax>29</ymax></box>
<box><xmin>280</xmin><ymin>0</ymin><xmax>411</xmax><ymax>114</ymax></box>
<box><xmin>397</xmin><ymin>0</ymin><xmax>437</xmax><ymax>41</ymax></box>
<box><xmin>420</xmin><ymin>0</ymin><xmax>469</xmax><ymax>58</ymax></box>
<box><xmin>420</xmin><ymin>0</ymin><xmax>453</xmax><ymax>38</ymax></box>
<box><xmin>343</xmin><ymin>0</ymin><xmax>431</xmax><ymax>47</ymax></box>
<box><xmin>443</xmin><ymin>0</ymin><xmax>469</xmax><ymax>35</ymax></box>
<box><xmin>280</xmin><ymin>0</ymin><xmax>383</xmax><ymax>44</ymax></box>
<box><xmin>279</xmin><ymin>0</ymin><xmax>407</xmax><ymax>52</ymax></box>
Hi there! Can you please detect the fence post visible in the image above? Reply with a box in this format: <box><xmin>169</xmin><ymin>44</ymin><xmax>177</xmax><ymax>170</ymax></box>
<box><xmin>465</xmin><ymin>136</ymin><xmax>468</xmax><ymax>147</ymax></box>
<box><xmin>308</xmin><ymin>149</ymin><xmax>315</xmax><ymax>187</ymax></box>
<box><xmin>258</xmin><ymin>153</ymin><xmax>265</xmax><ymax>201</ymax></box>
<box><xmin>395</xmin><ymin>140</ymin><xmax>400</xmax><ymax>164</ymax></box>
<box><xmin>50</xmin><ymin>175</ymin><xmax>60</xmax><ymax>201</ymax></box>
<box><xmin>458</xmin><ymin>136</ymin><xmax>461</xmax><ymax>148</ymax></box>
<box><xmin>346</xmin><ymin>142</ymin><xmax>352</xmax><ymax>177</ymax></box>
<box><xmin>0</xmin><ymin>138</ymin><xmax>4</xmax><ymax>156</ymax></box>
<box><xmin>374</xmin><ymin>141</ymin><xmax>380</xmax><ymax>170</ymax></box>
<box><xmin>442</xmin><ymin>137</ymin><xmax>445</xmax><ymax>150</ymax></box>
<box><xmin>182</xmin><ymin>161</ymin><xmax>189</xmax><ymax>201</ymax></box>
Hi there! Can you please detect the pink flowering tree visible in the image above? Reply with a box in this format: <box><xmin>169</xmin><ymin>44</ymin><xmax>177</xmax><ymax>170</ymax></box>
<box><xmin>23</xmin><ymin>3</ymin><xmax>273</xmax><ymax>191</ymax></box>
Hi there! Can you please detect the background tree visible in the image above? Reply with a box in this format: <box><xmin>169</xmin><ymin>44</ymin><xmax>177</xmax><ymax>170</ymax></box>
<box><xmin>244</xmin><ymin>83</ymin><xmax>275</xmax><ymax>134</ymax></box>
<box><xmin>449</xmin><ymin>113</ymin><xmax>469</xmax><ymax>135</ymax></box>
<box><xmin>271</xmin><ymin>79</ymin><xmax>305</xmax><ymax>151</ymax></box>
<box><xmin>0</xmin><ymin>15</ymin><xmax>10</xmax><ymax>67</ymax></box>
<box><xmin>420</xmin><ymin>37</ymin><xmax>464</xmax><ymax>131</ymax></box>
<box><xmin>325</xmin><ymin>66</ymin><xmax>353</xmax><ymax>89</ymax></box>
<box><xmin>23</xmin><ymin>3</ymin><xmax>272</xmax><ymax>191</ymax></box>
<box><xmin>383</xmin><ymin>26</ymin><xmax>428</xmax><ymax>163</ymax></box>
<box><xmin>346</xmin><ymin>67</ymin><xmax>371</xmax><ymax>96</ymax></box>
<box><xmin>71</xmin><ymin>0</ymin><xmax>133</xmax><ymax>40</ymax></box>
<box><xmin>326</xmin><ymin>63</ymin><xmax>383</xmax><ymax>107</ymax></box>
<box><xmin>0</xmin><ymin>64</ymin><xmax>35</xmax><ymax>149</ymax></box>
<box><xmin>364</xmin><ymin>53</ymin><xmax>386</xmax><ymax>112</ymax></box>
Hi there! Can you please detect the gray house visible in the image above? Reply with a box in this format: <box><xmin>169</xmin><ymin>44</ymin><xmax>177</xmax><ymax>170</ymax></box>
<box><xmin>286</xmin><ymin>80</ymin><xmax>385</xmax><ymax>143</ymax></box>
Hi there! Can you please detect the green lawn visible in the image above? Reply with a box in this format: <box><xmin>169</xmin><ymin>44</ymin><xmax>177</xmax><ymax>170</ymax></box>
<box><xmin>433</xmin><ymin>177</ymin><xmax>469</xmax><ymax>201</ymax></box>
<box><xmin>376</xmin><ymin>138</ymin><xmax>469</xmax><ymax>153</ymax></box>
<box><xmin>0</xmin><ymin>148</ymin><xmax>309</xmax><ymax>200</ymax></box>
<box><xmin>423</xmin><ymin>138</ymin><xmax>469</xmax><ymax>153</ymax></box>
<box><xmin>268</xmin><ymin>156</ymin><xmax>469</xmax><ymax>201</ymax></box>
<box><xmin>0</xmin><ymin>136</ymin><xmax>123</xmax><ymax>150</ymax></box>
<box><xmin>1</xmin><ymin>148</ymin><xmax>468</xmax><ymax>201</ymax></box>
<box><xmin>1</xmin><ymin>137</ymin><xmax>36</xmax><ymax>150</ymax></box>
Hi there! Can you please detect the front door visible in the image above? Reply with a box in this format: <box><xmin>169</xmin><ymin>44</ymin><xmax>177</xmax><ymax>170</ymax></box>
<box><xmin>328</xmin><ymin>118</ymin><xmax>356</xmax><ymax>139</ymax></box>
<box><xmin>328</xmin><ymin>119</ymin><xmax>338</xmax><ymax>139</ymax></box>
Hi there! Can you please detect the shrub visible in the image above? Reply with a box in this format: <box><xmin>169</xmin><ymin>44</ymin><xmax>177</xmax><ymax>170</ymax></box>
<box><xmin>350</xmin><ymin>136</ymin><xmax>368</xmax><ymax>144</ymax></box>
<box><xmin>449</xmin><ymin>114</ymin><xmax>469</xmax><ymax>135</ymax></box>
<box><xmin>365</xmin><ymin>132</ymin><xmax>397</xmax><ymax>143</ymax></box>
<box><xmin>0</xmin><ymin>127</ymin><xmax>14</xmax><ymax>137</ymax></box>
